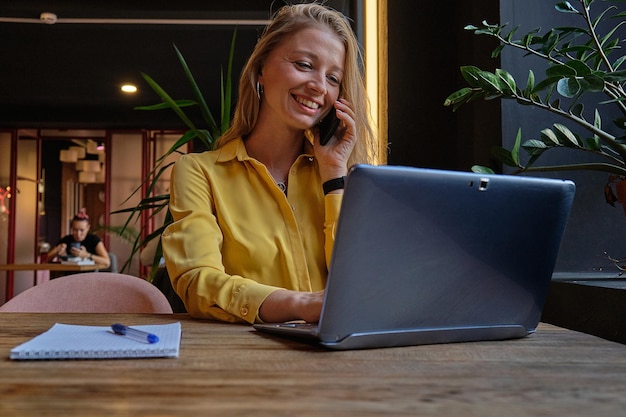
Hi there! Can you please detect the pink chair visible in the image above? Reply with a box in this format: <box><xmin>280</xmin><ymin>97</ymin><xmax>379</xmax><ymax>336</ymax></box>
<box><xmin>0</xmin><ymin>272</ymin><xmax>173</xmax><ymax>313</ymax></box>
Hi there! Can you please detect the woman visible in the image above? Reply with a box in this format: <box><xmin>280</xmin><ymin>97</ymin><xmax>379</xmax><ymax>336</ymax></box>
<box><xmin>47</xmin><ymin>208</ymin><xmax>111</xmax><ymax>269</ymax></box>
<box><xmin>162</xmin><ymin>2</ymin><xmax>377</xmax><ymax>324</ymax></box>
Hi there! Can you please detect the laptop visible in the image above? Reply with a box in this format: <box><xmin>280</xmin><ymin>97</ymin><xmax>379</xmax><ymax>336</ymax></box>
<box><xmin>254</xmin><ymin>164</ymin><xmax>576</xmax><ymax>350</ymax></box>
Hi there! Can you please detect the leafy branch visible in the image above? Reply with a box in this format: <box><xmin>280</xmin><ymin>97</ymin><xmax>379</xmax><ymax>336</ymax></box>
<box><xmin>444</xmin><ymin>0</ymin><xmax>626</xmax><ymax>178</ymax></box>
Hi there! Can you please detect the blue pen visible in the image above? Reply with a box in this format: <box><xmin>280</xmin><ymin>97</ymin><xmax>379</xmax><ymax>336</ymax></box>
<box><xmin>111</xmin><ymin>323</ymin><xmax>159</xmax><ymax>344</ymax></box>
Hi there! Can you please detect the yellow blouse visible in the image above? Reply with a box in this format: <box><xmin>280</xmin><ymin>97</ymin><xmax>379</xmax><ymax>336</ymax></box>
<box><xmin>162</xmin><ymin>137</ymin><xmax>342</xmax><ymax>323</ymax></box>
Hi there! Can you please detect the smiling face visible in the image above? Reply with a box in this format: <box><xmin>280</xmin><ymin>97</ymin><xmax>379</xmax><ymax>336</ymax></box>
<box><xmin>257</xmin><ymin>26</ymin><xmax>345</xmax><ymax>133</ymax></box>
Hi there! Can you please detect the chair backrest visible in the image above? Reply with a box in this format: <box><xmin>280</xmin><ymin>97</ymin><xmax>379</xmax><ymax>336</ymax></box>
<box><xmin>0</xmin><ymin>272</ymin><xmax>173</xmax><ymax>313</ymax></box>
<box><xmin>104</xmin><ymin>252</ymin><xmax>119</xmax><ymax>273</ymax></box>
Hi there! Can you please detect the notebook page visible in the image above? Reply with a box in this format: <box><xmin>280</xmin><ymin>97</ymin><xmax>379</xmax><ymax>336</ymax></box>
<box><xmin>10</xmin><ymin>322</ymin><xmax>181</xmax><ymax>360</ymax></box>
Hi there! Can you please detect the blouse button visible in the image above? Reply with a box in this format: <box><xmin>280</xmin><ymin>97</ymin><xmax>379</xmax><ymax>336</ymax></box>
<box><xmin>241</xmin><ymin>305</ymin><xmax>249</xmax><ymax>316</ymax></box>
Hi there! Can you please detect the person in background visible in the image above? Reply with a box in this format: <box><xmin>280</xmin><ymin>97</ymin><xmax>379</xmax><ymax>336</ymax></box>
<box><xmin>162</xmin><ymin>2</ymin><xmax>377</xmax><ymax>324</ymax></box>
<box><xmin>47</xmin><ymin>208</ymin><xmax>111</xmax><ymax>270</ymax></box>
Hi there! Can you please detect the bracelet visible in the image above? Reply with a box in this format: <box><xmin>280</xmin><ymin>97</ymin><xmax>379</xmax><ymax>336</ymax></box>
<box><xmin>322</xmin><ymin>176</ymin><xmax>347</xmax><ymax>195</ymax></box>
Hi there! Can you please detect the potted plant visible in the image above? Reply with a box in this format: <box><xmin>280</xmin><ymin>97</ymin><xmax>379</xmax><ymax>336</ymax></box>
<box><xmin>444</xmin><ymin>0</ymin><xmax>626</xmax><ymax>213</ymax></box>
<box><xmin>113</xmin><ymin>31</ymin><xmax>238</xmax><ymax>277</ymax></box>
<box><xmin>444</xmin><ymin>1</ymin><xmax>626</xmax><ymax>343</ymax></box>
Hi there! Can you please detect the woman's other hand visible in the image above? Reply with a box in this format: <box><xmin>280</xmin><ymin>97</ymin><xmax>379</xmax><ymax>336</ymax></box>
<box><xmin>57</xmin><ymin>243</ymin><xmax>68</xmax><ymax>257</ymax></box>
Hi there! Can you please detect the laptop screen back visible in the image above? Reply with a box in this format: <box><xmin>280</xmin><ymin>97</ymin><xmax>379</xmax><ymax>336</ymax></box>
<box><xmin>317</xmin><ymin>165</ymin><xmax>575</xmax><ymax>346</ymax></box>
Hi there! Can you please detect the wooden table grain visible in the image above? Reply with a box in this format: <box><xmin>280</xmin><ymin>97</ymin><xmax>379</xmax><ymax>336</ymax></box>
<box><xmin>0</xmin><ymin>313</ymin><xmax>625</xmax><ymax>417</ymax></box>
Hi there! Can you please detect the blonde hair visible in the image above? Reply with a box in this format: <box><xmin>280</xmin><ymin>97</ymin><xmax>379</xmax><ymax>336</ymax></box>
<box><xmin>216</xmin><ymin>2</ymin><xmax>377</xmax><ymax>165</ymax></box>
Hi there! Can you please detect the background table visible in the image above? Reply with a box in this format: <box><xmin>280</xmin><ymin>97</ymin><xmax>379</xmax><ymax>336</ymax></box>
<box><xmin>0</xmin><ymin>263</ymin><xmax>109</xmax><ymax>300</ymax></box>
<box><xmin>1</xmin><ymin>313</ymin><xmax>625</xmax><ymax>417</ymax></box>
<box><xmin>0</xmin><ymin>263</ymin><xmax>108</xmax><ymax>272</ymax></box>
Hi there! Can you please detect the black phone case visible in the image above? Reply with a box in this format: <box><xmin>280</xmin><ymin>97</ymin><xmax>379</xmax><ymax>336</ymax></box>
<box><xmin>319</xmin><ymin>110</ymin><xmax>340</xmax><ymax>146</ymax></box>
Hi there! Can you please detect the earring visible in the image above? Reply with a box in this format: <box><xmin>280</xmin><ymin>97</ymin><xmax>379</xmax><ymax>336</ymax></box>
<box><xmin>256</xmin><ymin>82</ymin><xmax>264</xmax><ymax>101</ymax></box>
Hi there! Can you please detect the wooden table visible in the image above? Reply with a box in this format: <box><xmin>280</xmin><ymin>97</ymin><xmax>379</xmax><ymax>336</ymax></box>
<box><xmin>1</xmin><ymin>313</ymin><xmax>625</xmax><ymax>417</ymax></box>
<box><xmin>0</xmin><ymin>263</ymin><xmax>108</xmax><ymax>272</ymax></box>
<box><xmin>1</xmin><ymin>263</ymin><xmax>109</xmax><ymax>300</ymax></box>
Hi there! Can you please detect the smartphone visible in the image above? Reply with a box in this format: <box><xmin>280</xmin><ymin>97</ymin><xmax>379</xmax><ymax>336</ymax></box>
<box><xmin>319</xmin><ymin>107</ymin><xmax>341</xmax><ymax>146</ymax></box>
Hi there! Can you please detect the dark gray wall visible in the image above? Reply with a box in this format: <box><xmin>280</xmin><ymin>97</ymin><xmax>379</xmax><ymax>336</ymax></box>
<box><xmin>387</xmin><ymin>2</ymin><xmax>501</xmax><ymax>171</ymax></box>
<box><xmin>500</xmin><ymin>1</ymin><xmax>626</xmax><ymax>274</ymax></box>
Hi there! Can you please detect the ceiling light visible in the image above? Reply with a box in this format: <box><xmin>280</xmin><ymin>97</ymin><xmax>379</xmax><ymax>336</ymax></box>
<box><xmin>121</xmin><ymin>84</ymin><xmax>138</xmax><ymax>94</ymax></box>
<box><xmin>40</xmin><ymin>12</ymin><xmax>57</xmax><ymax>24</ymax></box>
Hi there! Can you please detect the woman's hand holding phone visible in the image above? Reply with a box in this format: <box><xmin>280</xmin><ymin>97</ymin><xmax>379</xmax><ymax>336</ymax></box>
<box><xmin>314</xmin><ymin>98</ymin><xmax>358</xmax><ymax>185</ymax></box>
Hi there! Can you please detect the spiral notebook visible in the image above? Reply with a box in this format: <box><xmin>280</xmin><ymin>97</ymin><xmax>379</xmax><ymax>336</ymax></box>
<box><xmin>9</xmin><ymin>322</ymin><xmax>181</xmax><ymax>360</ymax></box>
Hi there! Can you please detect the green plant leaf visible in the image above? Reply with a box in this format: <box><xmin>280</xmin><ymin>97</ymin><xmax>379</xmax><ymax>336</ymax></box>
<box><xmin>93</xmin><ymin>225</ymin><xmax>139</xmax><ymax>244</ymax></box>
<box><xmin>579</xmin><ymin>74</ymin><xmax>605</xmax><ymax>92</ymax></box>
<box><xmin>586</xmin><ymin>136</ymin><xmax>602</xmax><ymax>151</ymax></box>
<box><xmin>522</xmin><ymin>139</ymin><xmax>549</xmax><ymax>156</ymax></box>
<box><xmin>460</xmin><ymin>66</ymin><xmax>484</xmax><ymax>88</ymax></box>
<box><xmin>613</xmin><ymin>116</ymin><xmax>626</xmax><ymax>130</ymax></box>
<box><xmin>541</xmin><ymin>128</ymin><xmax>561</xmax><ymax>145</ymax></box>
<box><xmin>492</xmin><ymin>146</ymin><xmax>519</xmax><ymax>168</ymax></box>
<box><xmin>221</xmin><ymin>28</ymin><xmax>237</xmax><ymax>135</ymax></box>
<box><xmin>570</xmin><ymin>103</ymin><xmax>585</xmax><ymax>119</ymax></box>
<box><xmin>495</xmin><ymin>68</ymin><xmax>517</xmax><ymax>94</ymax></box>
<box><xmin>139</xmin><ymin>72</ymin><xmax>206</xmax><ymax>142</ymax></box>
<box><xmin>505</xmin><ymin>26</ymin><xmax>520</xmax><ymax>42</ymax></box>
<box><xmin>553</xmin><ymin>26</ymin><xmax>588</xmax><ymax>36</ymax></box>
<box><xmin>511</xmin><ymin>128</ymin><xmax>522</xmax><ymax>166</ymax></box>
<box><xmin>556</xmin><ymin>77</ymin><xmax>581</xmax><ymax>97</ymax></box>
<box><xmin>524</xmin><ymin>70</ymin><xmax>536</xmax><ymax>96</ymax></box>
<box><xmin>466</xmin><ymin>90</ymin><xmax>487</xmax><ymax>105</ymax></box>
<box><xmin>604</xmin><ymin>70</ymin><xmax>626</xmax><ymax>82</ymax></box>
<box><xmin>476</xmin><ymin>70</ymin><xmax>506</xmax><ymax>93</ymax></box>
<box><xmin>539</xmin><ymin>29</ymin><xmax>560</xmax><ymax>55</ymax></box>
<box><xmin>566</xmin><ymin>59</ymin><xmax>593</xmax><ymax>75</ymax></box>
<box><xmin>135</xmin><ymin>100</ymin><xmax>197</xmax><ymax>111</ymax></box>
<box><xmin>444</xmin><ymin>88</ymin><xmax>475</xmax><ymax>110</ymax></box>
<box><xmin>561</xmin><ymin>44</ymin><xmax>596</xmax><ymax>57</ymax></box>
<box><xmin>481</xmin><ymin>20</ymin><xmax>499</xmax><ymax>29</ymax></box>
<box><xmin>553</xmin><ymin>123</ymin><xmax>581</xmax><ymax>146</ymax></box>
<box><xmin>522</xmin><ymin>31</ymin><xmax>543</xmax><ymax>48</ymax></box>
<box><xmin>173</xmin><ymin>44</ymin><xmax>218</xmax><ymax>142</ymax></box>
<box><xmin>598</xmin><ymin>21</ymin><xmax>623</xmax><ymax>49</ymax></box>
<box><xmin>591</xmin><ymin>4</ymin><xmax>616</xmax><ymax>30</ymax></box>
<box><xmin>546</xmin><ymin>64</ymin><xmax>577</xmax><ymax>78</ymax></box>
<box><xmin>471</xmin><ymin>165</ymin><xmax>495</xmax><ymax>174</ymax></box>
<box><xmin>594</xmin><ymin>108</ymin><xmax>602</xmax><ymax>131</ymax></box>
<box><xmin>555</xmin><ymin>2</ymin><xmax>580</xmax><ymax>13</ymax></box>
<box><xmin>491</xmin><ymin>44</ymin><xmax>505</xmax><ymax>59</ymax></box>
<box><xmin>613</xmin><ymin>55</ymin><xmax>626</xmax><ymax>70</ymax></box>
<box><xmin>532</xmin><ymin>75</ymin><xmax>562</xmax><ymax>93</ymax></box>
